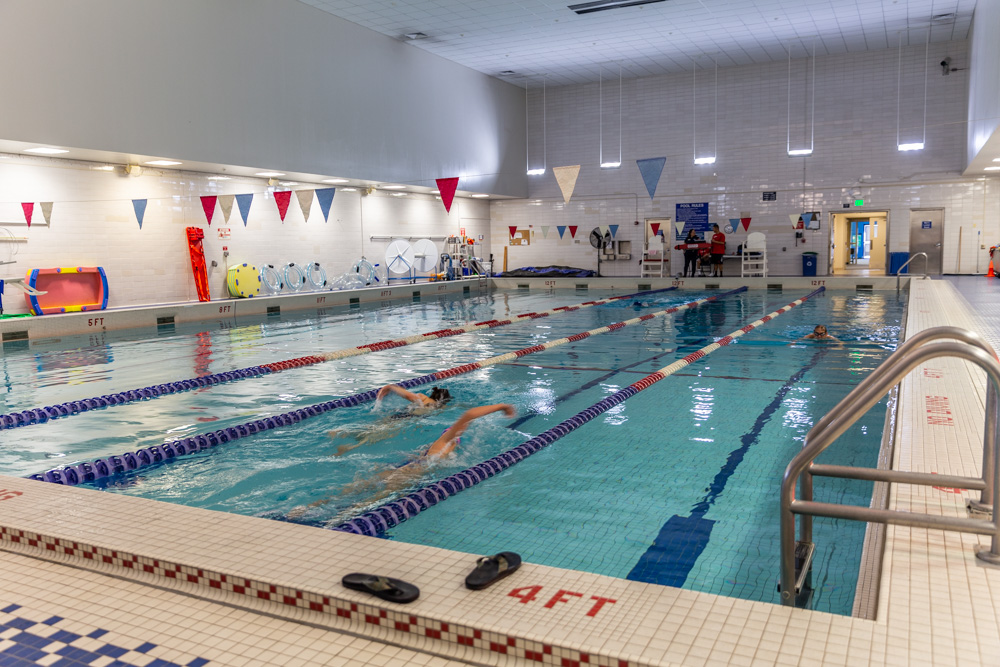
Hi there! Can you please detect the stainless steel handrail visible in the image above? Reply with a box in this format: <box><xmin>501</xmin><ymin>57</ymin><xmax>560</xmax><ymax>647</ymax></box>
<box><xmin>895</xmin><ymin>252</ymin><xmax>928</xmax><ymax>292</ymax></box>
<box><xmin>779</xmin><ymin>327</ymin><xmax>1000</xmax><ymax>606</ymax></box>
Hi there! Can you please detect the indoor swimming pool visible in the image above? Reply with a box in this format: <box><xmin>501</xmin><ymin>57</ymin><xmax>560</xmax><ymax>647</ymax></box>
<box><xmin>0</xmin><ymin>287</ymin><xmax>905</xmax><ymax>617</ymax></box>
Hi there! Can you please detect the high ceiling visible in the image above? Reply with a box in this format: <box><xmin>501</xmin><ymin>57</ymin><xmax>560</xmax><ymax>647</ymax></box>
<box><xmin>297</xmin><ymin>0</ymin><xmax>976</xmax><ymax>86</ymax></box>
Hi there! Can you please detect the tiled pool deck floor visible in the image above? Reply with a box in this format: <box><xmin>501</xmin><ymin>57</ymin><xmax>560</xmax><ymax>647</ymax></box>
<box><xmin>2</xmin><ymin>277</ymin><xmax>1000</xmax><ymax>666</ymax></box>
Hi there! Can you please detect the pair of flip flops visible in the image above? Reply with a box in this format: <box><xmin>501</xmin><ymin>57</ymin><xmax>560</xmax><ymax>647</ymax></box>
<box><xmin>341</xmin><ymin>551</ymin><xmax>522</xmax><ymax>604</ymax></box>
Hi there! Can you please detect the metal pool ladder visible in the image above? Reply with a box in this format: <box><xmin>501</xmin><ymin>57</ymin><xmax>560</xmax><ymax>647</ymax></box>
<box><xmin>779</xmin><ymin>326</ymin><xmax>1000</xmax><ymax>606</ymax></box>
<box><xmin>895</xmin><ymin>251</ymin><xmax>929</xmax><ymax>293</ymax></box>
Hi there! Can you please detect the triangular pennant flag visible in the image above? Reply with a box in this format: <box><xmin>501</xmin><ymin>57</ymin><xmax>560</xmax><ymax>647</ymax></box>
<box><xmin>608</xmin><ymin>224</ymin><xmax>618</xmax><ymax>238</ymax></box>
<box><xmin>436</xmin><ymin>177</ymin><xmax>460</xmax><ymax>213</ymax></box>
<box><xmin>295</xmin><ymin>190</ymin><xmax>314</xmax><ymax>221</ymax></box>
<box><xmin>200</xmin><ymin>195</ymin><xmax>217</xmax><ymax>226</ymax></box>
<box><xmin>40</xmin><ymin>202</ymin><xmax>53</xmax><ymax>225</ymax></box>
<box><xmin>557</xmin><ymin>225</ymin><xmax>567</xmax><ymax>239</ymax></box>
<box><xmin>21</xmin><ymin>203</ymin><xmax>33</xmax><ymax>227</ymax></box>
<box><xmin>674</xmin><ymin>221</ymin><xmax>685</xmax><ymax>236</ymax></box>
<box><xmin>568</xmin><ymin>225</ymin><xmax>578</xmax><ymax>238</ymax></box>
<box><xmin>541</xmin><ymin>226</ymin><xmax>550</xmax><ymax>238</ymax></box>
<box><xmin>650</xmin><ymin>223</ymin><xmax>661</xmax><ymax>236</ymax></box>
<box><xmin>132</xmin><ymin>199</ymin><xmax>147</xmax><ymax>229</ymax></box>
<box><xmin>636</xmin><ymin>157</ymin><xmax>666</xmax><ymax>200</ymax></box>
<box><xmin>599</xmin><ymin>225</ymin><xmax>609</xmax><ymax>237</ymax></box>
<box><xmin>235</xmin><ymin>193</ymin><xmax>253</xmax><ymax>226</ymax></box>
<box><xmin>553</xmin><ymin>165</ymin><xmax>581</xmax><ymax>204</ymax></box>
<box><xmin>740</xmin><ymin>217</ymin><xmax>752</xmax><ymax>232</ymax></box>
<box><xmin>274</xmin><ymin>190</ymin><xmax>292</xmax><ymax>222</ymax></box>
<box><xmin>790</xmin><ymin>213</ymin><xmax>801</xmax><ymax>227</ymax></box>
<box><xmin>509</xmin><ymin>226</ymin><xmax>518</xmax><ymax>238</ymax></box>
<box><xmin>729</xmin><ymin>218</ymin><xmax>740</xmax><ymax>230</ymax></box>
<box><xmin>810</xmin><ymin>212</ymin><xmax>819</xmax><ymax>222</ymax></box>
<box><xmin>315</xmin><ymin>188</ymin><xmax>336</xmax><ymax>222</ymax></box>
<box><xmin>218</xmin><ymin>195</ymin><xmax>235</xmax><ymax>223</ymax></box>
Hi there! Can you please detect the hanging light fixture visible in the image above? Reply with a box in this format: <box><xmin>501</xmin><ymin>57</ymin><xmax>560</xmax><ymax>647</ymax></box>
<box><xmin>693</xmin><ymin>56</ymin><xmax>717</xmax><ymax>165</ymax></box>
<box><xmin>896</xmin><ymin>29</ymin><xmax>928</xmax><ymax>151</ymax></box>
<box><xmin>600</xmin><ymin>64</ymin><xmax>623</xmax><ymax>169</ymax></box>
<box><xmin>787</xmin><ymin>39</ymin><xmax>815</xmax><ymax>156</ymax></box>
<box><xmin>526</xmin><ymin>76</ymin><xmax>547</xmax><ymax>175</ymax></box>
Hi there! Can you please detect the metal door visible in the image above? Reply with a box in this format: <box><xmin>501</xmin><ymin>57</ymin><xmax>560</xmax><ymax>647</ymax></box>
<box><xmin>908</xmin><ymin>209</ymin><xmax>944</xmax><ymax>275</ymax></box>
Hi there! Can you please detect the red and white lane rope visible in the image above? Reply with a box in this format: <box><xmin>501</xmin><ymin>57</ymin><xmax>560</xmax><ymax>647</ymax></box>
<box><xmin>334</xmin><ymin>287</ymin><xmax>826</xmax><ymax>536</ymax></box>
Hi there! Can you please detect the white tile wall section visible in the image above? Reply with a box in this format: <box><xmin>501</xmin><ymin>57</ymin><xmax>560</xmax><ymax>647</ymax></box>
<box><xmin>498</xmin><ymin>39</ymin><xmax>1000</xmax><ymax>277</ymax></box>
<box><xmin>0</xmin><ymin>156</ymin><xmax>490</xmax><ymax>315</ymax></box>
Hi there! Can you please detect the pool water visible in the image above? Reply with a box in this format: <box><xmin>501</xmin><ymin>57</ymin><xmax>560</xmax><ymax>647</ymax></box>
<box><xmin>0</xmin><ymin>288</ymin><xmax>904</xmax><ymax>615</ymax></box>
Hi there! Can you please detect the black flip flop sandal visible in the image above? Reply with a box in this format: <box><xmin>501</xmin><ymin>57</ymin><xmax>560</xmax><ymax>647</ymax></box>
<box><xmin>465</xmin><ymin>552</ymin><xmax>522</xmax><ymax>590</ymax></box>
<box><xmin>342</xmin><ymin>573</ymin><xmax>420</xmax><ymax>603</ymax></box>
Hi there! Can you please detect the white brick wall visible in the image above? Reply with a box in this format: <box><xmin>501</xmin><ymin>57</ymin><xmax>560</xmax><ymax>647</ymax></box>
<box><xmin>0</xmin><ymin>156</ymin><xmax>489</xmax><ymax>315</ymax></box>
<box><xmin>496</xmin><ymin>39</ymin><xmax>999</xmax><ymax>277</ymax></box>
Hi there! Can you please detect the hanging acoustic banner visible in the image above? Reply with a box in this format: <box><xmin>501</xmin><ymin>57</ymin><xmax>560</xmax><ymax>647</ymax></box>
<box><xmin>315</xmin><ymin>188</ymin><xmax>336</xmax><ymax>222</ymax></box>
<box><xmin>541</xmin><ymin>226</ymin><xmax>550</xmax><ymax>238</ymax></box>
<box><xmin>40</xmin><ymin>202</ymin><xmax>53</xmax><ymax>225</ymax></box>
<box><xmin>673</xmin><ymin>221</ymin><xmax>685</xmax><ymax>236</ymax></box>
<box><xmin>436</xmin><ymin>177</ymin><xmax>460</xmax><ymax>213</ymax></box>
<box><xmin>295</xmin><ymin>190</ymin><xmax>313</xmax><ymax>221</ymax></box>
<box><xmin>509</xmin><ymin>226</ymin><xmax>518</xmax><ymax>238</ymax></box>
<box><xmin>600</xmin><ymin>225</ymin><xmax>610</xmax><ymax>237</ymax></box>
<box><xmin>218</xmin><ymin>195</ymin><xmax>235</xmax><ymax>223</ymax></box>
<box><xmin>609</xmin><ymin>224</ymin><xmax>619</xmax><ymax>238</ymax></box>
<box><xmin>740</xmin><ymin>217</ymin><xmax>752</xmax><ymax>232</ymax></box>
<box><xmin>273</xmin><ymin>191</ymin><xmax>292</xmax><ymax>222</ymax></box>
<box><xmin>568</xmin><ymin>225</ymin><xmax>578</xmax><ymax>238</ymax></box>
<box><xmin>789</xmin><ymin>213</ymin><xmax>801</xmax><ymax>228</ymax></box>
<box><xmin>132</xmin><ymin>199</ymin><xmax>147</xmax><ymax>229</ymax></box>
<box><xmin>636</xmin><ymin>157</ymin><xmax>666</xmax><ymax>200</ymax></box>
<box><xmin>649</xmin><ymin>222</ymin><xmax>660</xmax><ymax>236</ymax></box>
<box><xmin>21</xmin><ymin>203</ymin><xmax>33</xmax><ymax>227</ymax></box>
<box><xmin>557</xmin><ymin>225</ymin><xmax>567</xmax><ymax>239</ymax></box>
<box><xmin>235</xmin><ymin>193</ymin><xmax>253</xmax><ymax>226</ymax></box>
<box><xmin>200</xmin><ymin>195</ymin><xmax>217</xmax><ymax>226</ymax></box>
<box><xmin>553</xmin><ymin>165</ymin><xmax>581</xmax><ymax>204</ymax></box>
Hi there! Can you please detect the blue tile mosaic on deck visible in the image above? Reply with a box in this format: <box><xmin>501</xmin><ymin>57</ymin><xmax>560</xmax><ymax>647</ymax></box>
<box><xmin>0</xmin><ymin>604</ymin><xmax>209</xmax><ymax>667</ymax></box>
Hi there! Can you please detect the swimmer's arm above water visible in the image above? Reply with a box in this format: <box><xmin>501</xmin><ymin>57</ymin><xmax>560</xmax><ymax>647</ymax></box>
<box><xmin>423</xmin><ymin>404</ymin><xmax>516</xmax><ymax>459</ymax></box>
<box><xmin>377</xmin><ymin>384</ymin><xmax>429</xmax><ymax>405</ymax></box>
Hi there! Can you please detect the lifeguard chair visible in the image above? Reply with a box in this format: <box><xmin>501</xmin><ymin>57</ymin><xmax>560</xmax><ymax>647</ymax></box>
<box><xmin>641</xmin><ymin>233</ymin><xmax>666</xmax><ymax>278</ymax></box>
<box><xmin>742</xmin><ymin>232</ymin><xmax>768</xmax><ymax>278</ymax></box>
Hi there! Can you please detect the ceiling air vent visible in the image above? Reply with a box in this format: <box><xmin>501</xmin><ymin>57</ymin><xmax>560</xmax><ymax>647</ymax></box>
<box><xmin>404</xmin><ymin>32</ymin><xmax>428</xmax><ymax>40</ymax></box>
<box><xmin>499</xmin><ymin>70</ymin><xmax>517</xmax><ymax>76</ymax></box>
<box><xmin>932</xmin><ymin>13</ymin><xmax>957</xmax><ymax>23</ymax></box>
<box><xmin>568</xmin><ymin>0</ymin><xmax>666</xmax><ymax>15</ymax></box>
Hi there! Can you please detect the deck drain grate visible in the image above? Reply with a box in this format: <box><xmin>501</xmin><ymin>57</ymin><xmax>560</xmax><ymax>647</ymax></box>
<box><xmin>2</xmin><ymin>330</ymin><xmax>28</xmax><ymax>342</ymax></box>
<box><xmin>266</xmin><ymin>306</ymin><xmax>280</xmax><ymax>314</ymax></box>
<box><xmin>156</xmin><ymin>316</ymin><xmax>175</xmax><ymax>325</ymax></box>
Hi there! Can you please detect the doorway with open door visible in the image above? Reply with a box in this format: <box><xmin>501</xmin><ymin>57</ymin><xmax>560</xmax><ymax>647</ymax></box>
<box><xmin>829</xmin><ymin>211</ymin><xmax>888</xmax><ymax>275</ymax></box>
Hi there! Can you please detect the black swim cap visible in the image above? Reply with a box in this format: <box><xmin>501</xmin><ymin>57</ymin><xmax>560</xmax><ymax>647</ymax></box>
<box><xmin>429</xmin><ymin>387</ymin><xmax>452</xmax><ymax>405</ymax></box>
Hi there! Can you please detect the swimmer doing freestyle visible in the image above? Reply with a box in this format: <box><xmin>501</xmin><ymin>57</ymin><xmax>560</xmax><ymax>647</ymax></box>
<box><xmin>331</xmin><ymin>383</ymin><xmax>452</xmax><ymax>456</ymax></box>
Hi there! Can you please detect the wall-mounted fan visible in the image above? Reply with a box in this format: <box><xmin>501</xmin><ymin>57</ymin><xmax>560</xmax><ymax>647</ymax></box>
<box><xmin>589</xmin><ymin>227</ymin><xmax>612</xmax><ymax>277</ymax></box>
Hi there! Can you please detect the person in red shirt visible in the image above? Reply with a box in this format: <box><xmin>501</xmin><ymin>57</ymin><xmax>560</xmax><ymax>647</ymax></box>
<box><xmin>710</xmin><ymin>224</ymin><xmax>726</xmax><ymax>277</ymax></box>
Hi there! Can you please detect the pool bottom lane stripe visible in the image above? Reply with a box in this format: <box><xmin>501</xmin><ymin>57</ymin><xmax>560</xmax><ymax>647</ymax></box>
<box><xmin>29</xmin><ymin>288</ymin><xmax>745</xmax><ymax>486</ymax></box>
<box><xmin>333</xmin><ymin>287</ymin><xmax>826</xmax><ymax>537</ymax></box>
<box><xmin>625</xmin><ymin>345</ymin><xmax>830</xmax><ymax>588</ymax></box>
<box><xmin>1</xmin><ymin>287</ymin><xmax>679</xmax><ymax>432</ymax></box>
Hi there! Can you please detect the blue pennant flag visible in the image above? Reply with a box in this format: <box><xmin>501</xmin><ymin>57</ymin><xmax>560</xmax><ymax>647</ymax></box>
<box><xmin>132</xmin><ymin>199</ymin><xmax>147</xmax><ymax>229</ymax></box>
<box><xmin>235</xmin><ymin>193</ymin><xmax>253</xmax><ymax>226</ymax></box>
<box><xmin>557</xmin><ymin>225</ymin><xmax>567</xmax><ymax>239</ymax></box>
<box><xmin>608</xmin><ymin>224</ymin><xmax>619</xmax><ymax>238</ymax></box>
<box><xmin>636</xmin><ymin>157</ymin><xmax>666</xmax><ymax>200</ymax></box>
<box><xmin>729</xmin><ymin>218</ymin><xmax>740</xmax><ymax>228</ymax></box>
<box><xmin>315</xmin><ymin>188</ymin><xmax>336</xmax><ymax>222</ymax></box>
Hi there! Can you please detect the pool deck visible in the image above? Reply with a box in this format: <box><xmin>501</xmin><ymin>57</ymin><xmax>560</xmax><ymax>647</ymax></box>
<box><xmin>1</xmin><ymin>277</ymin><xmax>999</xmax><ymax>666</ymax></box>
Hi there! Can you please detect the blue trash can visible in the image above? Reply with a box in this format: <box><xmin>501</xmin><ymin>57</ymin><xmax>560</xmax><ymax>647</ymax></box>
<box><xmin>802</xmin><ymin>252</ymin><xmax>818</xmax><ymax>277</ymax></box>
<box><xmin>889</xmin><ymin>252</ymin><xmax>910</xmax><ymax>275</ymax></box>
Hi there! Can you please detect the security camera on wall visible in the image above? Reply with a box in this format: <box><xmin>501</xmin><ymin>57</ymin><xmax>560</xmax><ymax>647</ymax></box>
<box><xmin>941</xmin><ymin>57</ymin><xmax>952</xmax><ymax>75</ymax></box>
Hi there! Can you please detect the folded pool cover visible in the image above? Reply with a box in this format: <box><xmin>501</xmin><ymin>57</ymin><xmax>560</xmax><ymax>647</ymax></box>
<box><xmin>498</xmin><ymin>265</ymin><xmax>596</xmax><ymax>278</ymax></box>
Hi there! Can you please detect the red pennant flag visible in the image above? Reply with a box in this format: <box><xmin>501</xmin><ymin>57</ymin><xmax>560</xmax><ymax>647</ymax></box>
<box><xmin>509</xmin><ymin>226</ymin><xmax>518</xmax><ymax>238</ymax></box>
<box><xmin>274</xmin><ymin>191</ymin><xmax>292</xmax><ymax>222</ymax></box>
<box><xmin>200</xmin><ymin>196</ymin><xmax>217</xmax><ymax>226</ymax></box>
<box><xmin>740</xmin><ymin>217</ymin><xmax>752</xmax><ymax>232</ymax></box>
<box><xmin>21</xmin><ymin>203</ymin><xmax>33</xmax><ymax>227</ymax></box>
<box><xmin>568</xmin><ymin>225</ymin><xmax>578</xmax><ymax>238</ymax></box>
<box><xmin>436</xmin><ymin>177</ymin><xmax>459</xmax><ymax>213</ymax></box>
<box><xmin>650</xmin><ymin>222</ymin><xmax>660</xmax><ymax>236</ymax></box>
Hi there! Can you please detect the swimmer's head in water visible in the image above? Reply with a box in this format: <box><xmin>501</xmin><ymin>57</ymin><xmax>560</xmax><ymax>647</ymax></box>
<box><xmin>813</xmin><ymin>325</ymin><xmax>827</xmax><ymax>337</ymax></box>
<box><xmin>428</xmin><ymin>387</ymin><xmax>452</xmax><ymax>405</ymax></box>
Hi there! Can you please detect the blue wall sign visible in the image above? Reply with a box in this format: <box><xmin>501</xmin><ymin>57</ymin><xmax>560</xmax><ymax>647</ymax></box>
<box><xmin>675</xmin><ymin>202</ymin><xmax>710</xmax><ymax>240</ymax></box>
<box><xmin>921</xmin><ymin>220</ymin><xmax>932</xmax><ymax>229</ymax></box>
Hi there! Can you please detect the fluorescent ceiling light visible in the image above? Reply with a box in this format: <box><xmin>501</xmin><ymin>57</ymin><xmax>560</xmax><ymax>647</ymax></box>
<box><xmin>93</xmin><ymin>165</ymin><xmax>115</xmax><ymax>171</ymax></box>
<box><xmin>144</xmin><ymin>160</ymin><xmax>182</xmax><ymax>166</ymax></box>
<box><xmin>341</xmin><ymin>187</ymin><xmax>358</xmax><ymax>192</ymax></box>
<box><xmin>323</xmin><ymin>178</ymin><xmax>349</xmax><ymax>184</ymax></box>
<box><xmin>390</xmin><ymin>192</ymin><xmax>408</xmax><ymax>197</ymax></box>
<box><xmin>24</xmin><ymin>147</ymin><xmax>69</xmax><ymax>154</ymax></box>
<box><xmin>600</xmin><ymin>161</ymin><xmax>622</xmax><ymax>169</ymax></box>
<box><xmin>381</xmin><ymin>185</ymin><xmax>407</xmax><ymax>190</ymax></box>
<box><xmin>471</xmin><ymin>194</ymin><xmax>489</xmax><ymax>198</ymax></box>
<box><xmin>568</xmin><ymin>0</ymin><xmax>666</xmax><ymax>15</ymax></box>
<box><xmin>993</xmin><ymin>158</ymin><xmax>1000</xmax><ymax>162</ymax></box>
<box><xmin>279</xmin><ymin>181</ymin><xmax>299</xmax><ymax>186</ymax></box>
<box><xmin>208</xmin><ymin>175</ymin><xmax>230</xmax><ymax>181</ymax></box>
<box><xmin>787</xmin><ymin>149</ymin><xmax>813</xmax><ymax>156</ymax></box>
<box><xmin>897</xmin><ymin>143</ymin><xmax>924</xmax><ymax>151</ymax></box>
<box><xmin>255</xmin><ymin>171</ymin><xmax>285</xmax><ymax>177</ymax></box>
<box><xmin>985</xmin><ymin>166</ymin><xmax>1000</xmax><ymax>171</ymax></box>
<box><xmin>430</xmin><ymin>190</ymin><xmax>440</xmax><ymax>194</ymax></box>
<box><xmin>526</xmin><ymin>168</ymin><xmax>546</xmax><ymax>175</ymax></box>
<box><xmin>694</xmin><ymin>157</ymin><xmax>716</xmax><ymax>165</ymax></box>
